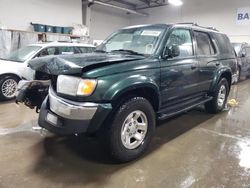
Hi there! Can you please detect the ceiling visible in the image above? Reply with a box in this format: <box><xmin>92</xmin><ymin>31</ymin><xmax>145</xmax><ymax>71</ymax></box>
<box><xmin>96</xmin><ymin>0</ymin><xmax>168</xmax><ymax>10</ymax></box>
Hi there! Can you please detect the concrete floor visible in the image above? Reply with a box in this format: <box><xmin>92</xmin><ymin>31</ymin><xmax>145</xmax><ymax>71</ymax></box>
<box><xmin>0</xmin><ymin>80</ymin><xmax>250</xmax><ymax>188</ymax></box>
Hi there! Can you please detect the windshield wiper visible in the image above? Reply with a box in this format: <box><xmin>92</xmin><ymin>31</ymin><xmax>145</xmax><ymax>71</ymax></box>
<box><xmin>111</xmin><ymin>49</ymin><xmax>145</xmax><ymax>56</ymax></box>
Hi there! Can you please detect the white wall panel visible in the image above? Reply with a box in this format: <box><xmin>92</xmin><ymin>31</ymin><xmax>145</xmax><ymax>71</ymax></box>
<box><xmin>131</xmin><ymin>0</ymin><xmax>250</xmax><ymax>43</ymax></box>
<box><xmin>89</xmin><ymin>5</ymin><xmax>131</xmax><ymax>40</ymax></box>
<box><xmin>0</xmin><ymin>0</ymin><xmax>82</xmax><ymax>31</ymax></box>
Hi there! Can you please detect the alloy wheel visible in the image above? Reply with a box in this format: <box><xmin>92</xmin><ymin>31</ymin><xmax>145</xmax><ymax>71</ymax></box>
<box><xmin>121</xmin><ymin>110</ymin><xmax>148</xmax><ymax>150</ymax></box>
<box><xmin>217</xmin><ymin>85</ymin><xmax>226</xmax><ymax>108</ymax></box>
<box><xmin>1</xmin><ymin>79</ymin><xmax>17</xmax><ymax>98</ymax></box>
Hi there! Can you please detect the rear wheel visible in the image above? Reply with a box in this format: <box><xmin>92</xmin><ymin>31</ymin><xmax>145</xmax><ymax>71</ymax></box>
<box><xmin>234</xmin><ymin>67</ymin><xmax>241</xmax><ymax>83</ymax></box>
<box><xmin>0</xmin><ymin>76</ymin><xmax>19</xmax><ymax>100</ymax></box>
<box><xmin>104</xmin><ymin>97</ymin><xmax>155</xmax><ymax>163</ymax></box>
<box><xmin>205</xmin><ymin>78</ymin><xmax>229</xmax><ymax>114</ymax></box>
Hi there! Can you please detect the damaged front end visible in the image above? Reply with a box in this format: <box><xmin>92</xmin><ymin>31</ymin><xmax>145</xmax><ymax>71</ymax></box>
<box><xmin>16</xmin><ymin>80</ymin><xmax>50</xmax><ymax>112</ymax></box>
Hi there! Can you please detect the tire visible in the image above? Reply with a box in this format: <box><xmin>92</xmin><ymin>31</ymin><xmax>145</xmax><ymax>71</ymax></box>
<box><xmin>234</xmin><ymin>67</ymin><xmax>241</xmax><ymax>84</ymax></box>
<box><xmin>104</xmin><ymin>97</ymin><xmax>156</xmax><ymax>163</ymax></box>
<box><xmin>205</xmin><ymin>78</ymin><xmax>229</xmax><ymax>114</ymax></box>
<box><xmin>237</xmin><ymin>67</ymin><xmax>241</xmax><ymax>82</ymax></box>
<box><xmin>0</xmin><ymin>75</ymin><xmax>19</xmax><ymax>101</ymax></box>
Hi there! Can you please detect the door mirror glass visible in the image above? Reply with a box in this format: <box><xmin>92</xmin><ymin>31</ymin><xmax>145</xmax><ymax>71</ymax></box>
<box><xmin>163</xmin><ymin>45</ymin><xmax>180</xmax><ymax>58</ymax></box>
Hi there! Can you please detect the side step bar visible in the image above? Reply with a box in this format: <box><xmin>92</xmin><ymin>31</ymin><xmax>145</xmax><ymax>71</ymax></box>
<box><xmin>158</xmin><ymin>96</ymin><xmax>213</xmax><ymax>120</ymax></box>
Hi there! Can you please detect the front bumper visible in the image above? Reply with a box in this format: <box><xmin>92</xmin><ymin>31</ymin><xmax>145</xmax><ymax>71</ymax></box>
<box><xmin>39</xmin><ymin>88</ymin><xmax>112</xmax><ymax>135</ymax></box>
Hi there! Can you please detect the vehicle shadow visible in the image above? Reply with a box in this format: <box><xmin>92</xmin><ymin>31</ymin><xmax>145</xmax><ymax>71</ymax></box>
<box><xmin>31</xmin><ymin>106</ymin><xmax>214</xmax><ymax>186</ymax></box>
<box><xmin>0</xmin><ymin>99</ymin><xmax>15</xmax><ymax>105</ymax></box>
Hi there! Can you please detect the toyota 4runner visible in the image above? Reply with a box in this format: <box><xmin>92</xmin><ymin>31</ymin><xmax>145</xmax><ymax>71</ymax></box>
<box><xmin>16</xmin><ymin>23</ymin><xmax>237</xmax><ymax>162</ymax></box>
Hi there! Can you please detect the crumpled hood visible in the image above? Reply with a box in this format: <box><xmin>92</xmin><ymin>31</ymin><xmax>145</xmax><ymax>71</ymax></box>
<box><xmin>28</xmin><ymin>53</ymin><xmax>145</xmax><ymax>75</ymax></box>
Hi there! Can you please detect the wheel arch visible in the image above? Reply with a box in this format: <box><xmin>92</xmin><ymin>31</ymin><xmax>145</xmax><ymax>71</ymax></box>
<box><xmin>0</xmin><ymin>73</ymin><xmax>22</xmax><ymax>81</ymax></box>
<box><xmin>210</xmin><ymin>68</ymin><xmax>232</xmax><ymax>93</ymax></box>
<box><xmin>111</xmin><ymin>84</ymin><xmax>160</xmax><ymax>112</ymax></box>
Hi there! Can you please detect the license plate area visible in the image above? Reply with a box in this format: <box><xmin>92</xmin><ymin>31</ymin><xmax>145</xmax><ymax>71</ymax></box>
<box><xmin>46</xmin><ymin>113</ymin><xmax>58</xmax><ymax>125</ymax></box>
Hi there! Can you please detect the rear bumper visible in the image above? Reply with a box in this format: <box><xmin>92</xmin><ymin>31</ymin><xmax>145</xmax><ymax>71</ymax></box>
<box><xmin>38</xmin><ymin>88</ymin><xmax>112</xmax><ymax>135</ymax></box>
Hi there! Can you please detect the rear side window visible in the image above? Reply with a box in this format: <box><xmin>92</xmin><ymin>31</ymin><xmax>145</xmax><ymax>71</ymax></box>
<box><xmin>79</xmin><ymin>47</ymin><xmax>94</xmax><ymax>53</ymax></box>
<box><xmin>37</xmin><ymin>47</ymin><xmax>60</xmax><ymax>57</ymax></box>
<box><xmin>194</xmin><ymin>31</ymin><xmax>215</xmax><ymax>56</ymax></box>
<box><xmin>58</xmin><ymin>47</ymin><xmax>74</xmax><ymax>55</ymax></box>
<box><xmin>213</xmin><ymin>34</ymin><xmax>235</xmax><ymax>55</ymax></box>
<box><xmin>245</xmin><ymin>48</ymin><xmax>250</xmax><ymax>56</ymax></box>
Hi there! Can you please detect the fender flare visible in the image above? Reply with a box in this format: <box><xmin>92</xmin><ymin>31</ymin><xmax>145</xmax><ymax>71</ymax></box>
<box><xmin>0</xmin><ymin>73</ymin><xmax>22</xmax><ymax>80</ymax></box>
<box><xmin>103</xmin><ymin>75</ymin><xmax>161</xmax><ymax>109</ymax></box>
<box><xmin>209</xmin><ymin>67</ymin><xmax>232</xmax><ymax>93</ymax></box>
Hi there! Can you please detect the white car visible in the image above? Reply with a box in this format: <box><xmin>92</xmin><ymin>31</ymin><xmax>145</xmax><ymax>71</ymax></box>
<box><xmin>0</xmin><ymin>42</ymin><xmax>95</xmax><ymax>100</ymax></box>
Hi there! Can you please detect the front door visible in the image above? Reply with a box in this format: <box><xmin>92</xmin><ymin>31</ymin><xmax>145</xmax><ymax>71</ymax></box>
<box><xmin>160</xmin><ymin>28</ymin><xmax>199</xmax><ymax>107</ymax></box>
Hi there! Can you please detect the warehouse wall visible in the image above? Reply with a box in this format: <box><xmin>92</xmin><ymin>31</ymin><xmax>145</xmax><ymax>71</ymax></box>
<box><xmin>0</xmin><ymin>0</ymin><xmax>82</xmax><ymax>31</ymax></box>
<box><xmin>131</xmin><ymin>0</ymin><xmax>250</xmax><ymax>43</ymax></box>
<box><xmin>89</xmin><ymin>5</ymin><xmax>131</xmax><ymax>40</ymax></box>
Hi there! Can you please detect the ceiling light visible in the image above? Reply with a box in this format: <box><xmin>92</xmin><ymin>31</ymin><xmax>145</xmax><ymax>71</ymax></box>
<box><xmin>168</xmin><ymin>0</ymin><xmax>183</xmax><ymax>6</ymax></box>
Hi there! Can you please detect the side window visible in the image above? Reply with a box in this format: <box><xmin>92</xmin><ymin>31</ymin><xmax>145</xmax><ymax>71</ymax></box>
<box><xmin>47</xmin><ymin>47</ymin><xmax>59</xmax><ymax>55</ymax></box>
<box><xmin>58</xmin><ymin>47</ymin><xmax>74</xmax><ymax>55</ymax></box>
<box><xmin>37</xmin><ymin>47</ymin><xmax>59</xmax><ymax>57</ymax></box>
<box><xmin>79</xmin><ymin>47</ymin><xmax>94</xmax><ymax>53</ymax></box>
<box><xmin>246</xmin><ymin>48</ymin><xmax>250</xmax><ymax>56</ymax></box>
<box><xmin>166</xmin><ymin>29</ymin><xmax>193</xmax><ymax>57</ymax></box>
<box><xmin>87</xmin><ymin>47</ymin><xmax>94</xmax><ymax>53</ymax></box>
<box><xmin>73</xmin><ymin>47</ymin><xmax>82</xmax><ymax>54</ymax></box>
<box><xmin>242</xmin><ymin>48</ymin><xmax>247</xmax><ymax>57</ymax></box>
<box><xmin>194</xmin><ymin>31</ymin><xmax>215</xmax><ymax>56</ymax></box>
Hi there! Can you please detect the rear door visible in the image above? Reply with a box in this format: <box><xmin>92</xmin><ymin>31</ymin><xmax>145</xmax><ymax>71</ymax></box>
<box><xmin>194</xmin><ymin>31</ymin><xmax>218</xmax><ymax>92</ymax></box>
<box><xmin>160</xmin><ymin>28</ymin><xmax>199</xmax><ymax>106</ymax></box>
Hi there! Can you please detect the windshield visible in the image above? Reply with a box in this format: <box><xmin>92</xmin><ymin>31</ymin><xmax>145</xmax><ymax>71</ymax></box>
<box><xmin>2</xmin><ymin>46</ymin><xmax>41</xmax><ymax>62</ymax></box>
<box><xmin>97</xmin><ymin>26</ymin><xmax>165</xmax><ymax>55</ymax></box>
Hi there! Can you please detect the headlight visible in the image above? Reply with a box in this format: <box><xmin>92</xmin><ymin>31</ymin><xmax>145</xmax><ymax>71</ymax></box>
<box><xmin>57</xmin><ymin>75</ymin><xmax>97</xmax><ymax>96</ymax></box>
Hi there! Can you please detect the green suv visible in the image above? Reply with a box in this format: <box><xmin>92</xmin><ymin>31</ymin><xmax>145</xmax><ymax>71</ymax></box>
<box><xmin>16</xmin><ymin>23</ymin><xmax>237</xmax><ymax>162</ymax></box>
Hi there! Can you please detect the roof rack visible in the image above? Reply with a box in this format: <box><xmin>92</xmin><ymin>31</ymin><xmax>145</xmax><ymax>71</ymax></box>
<box><xmin>177</xmin><ymin>22</ymin><xmax>198</xmax><ymax>26</ymax></box>
<box><xmin>176</xmin><ymin>22</ymin><xmax>219</xmax><ymax>31</ymax></box>
<box><xmin>205</xmin><ymin>27</ymin><xmax>219</xmax><ymax>31</ymax></box>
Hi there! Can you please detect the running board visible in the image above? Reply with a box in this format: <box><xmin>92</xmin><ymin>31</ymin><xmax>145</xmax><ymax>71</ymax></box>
<box><xmin>158</xmin><ymin>96</ymin><xmax>213</xmax><ymax>120</ymax></box>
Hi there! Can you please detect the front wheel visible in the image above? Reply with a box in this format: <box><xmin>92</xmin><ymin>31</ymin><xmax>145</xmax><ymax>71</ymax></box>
<box><xmin>0</xmin><ymin>76</ymin><xmax>19</xmax><ymax>101</ymax></box>
<box><xmin>105</xmin><ymin>97</ymin><xmax>155</xmax><ymax>163</ymax></box>
<box><xmin>205</xmin><ymin>78</ymin><xmax>229</xmax><ymax>114</ymax></box>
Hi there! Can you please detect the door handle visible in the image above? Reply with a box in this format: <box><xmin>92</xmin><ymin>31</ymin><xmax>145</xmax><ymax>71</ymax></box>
<box><xmin>215</xmin><ymin>62</ymin><xmax>220</xmax><ymax>66</ymax></box>
<box><xmin>191</xmin><ymin>65</ymin><xmax>197</xmax><ymax>70</ymax></box>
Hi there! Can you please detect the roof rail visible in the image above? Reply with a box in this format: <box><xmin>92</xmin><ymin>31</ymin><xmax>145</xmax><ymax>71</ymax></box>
<box><xmin>176</xmin><ymin>22</ymin><xmax>219</xmax><ymax>31</ymax></box>
<box><xmin>177</xmin><ymin>22</ymin><xmax>198</xmax><ymax>26</ymax></box>
<box><xmin>205</xmin><ymin>27</ymin><xmax>219</xmax><ymax>31</ymax></box>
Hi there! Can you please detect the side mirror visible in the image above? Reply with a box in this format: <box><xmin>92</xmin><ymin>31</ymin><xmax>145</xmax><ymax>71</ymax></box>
<box><xmin>163</xmin><ymin>45</ymin><xmax>180</xmax><ymax>58</ymax></box>
<box><xmin>241</xmin><ymin>51</ymin><xmax>246</xmax><ymax>58</ymax></box>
